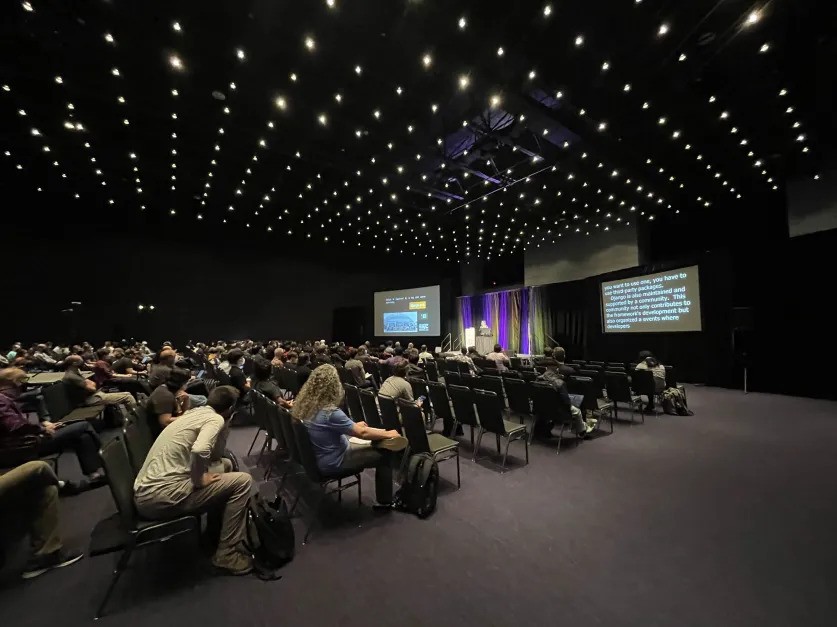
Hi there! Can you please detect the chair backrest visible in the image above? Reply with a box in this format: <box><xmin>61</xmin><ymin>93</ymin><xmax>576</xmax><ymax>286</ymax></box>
<box><xmin>424</xmin><ymin>359</ymin><xmax>439</xmax><ymax>382</ymax></box>
<box><xmin>447</xmin><ymin>384</ymin><xmax>478</xmax><ymax>428</ymax></box>
<box><xmin>474</xmin><ymin>375</ymin><xmax>504</xmax><ymax>402</ymax></box>
<box><xmin>335</xmin><ymin>366</ymin><xmax>353</xmax><ymax>386</ymax></box>
<box><xmin>291</xmin><ymin>419</ymin><xmax>324</xmax><ymax>481</ymax></box>
<box><xmin>529</xmin><ymin>381</ymin><xmax>572</xmax><ymax>425</ymax></box>
<box><xmin>358</xmin><ymin>388</ymin><xmax>384</xmax><ymax>428</ymax></box>
<box><xmin>572</xmin><ymin>376</ymin><xmax>603</xmax><ymax>412</ymax></box>
<box><xmin>396</xmin><ymin>399</ymin><xmax>430</xmax><ymax>454</ymax></box>
<box><xmin>130</xmin><ymin>404</ymin><xmax>156</xmax><ymax>445</ymax></box>
<box><xmin>277</xmin><ymin>407</ymin><xmax>301</xmax><ymax>464</ymax></box>
<box><xmin>251</xmin><ymin>389</ymin><xmax>269</xmax><ymax>430</ymax></box>
<box><xmin>427</xmin><ymin>381</ymin><xmax>452</xmax><ymax>420</ymax></box>
<box><xmin>377</xmin><ymin>394</ymin><xmax>402</xmax><ymax>434</ymax></box>
<box><xmin>664</xmin><ymin>365</ymin><xmax>677</xmax><ymax>388</ymax></box>
<box><xmin>100</xmin><ymin>437</ymin><xmax>139</xmax><ymax>527</ymax></box>
<box><xmin>588</xmin><ymin>360</ymin><xmax>605</xmax><ymax>367</ymax></box>
<box><xmin>123</xmin><ymin>421</ymin><xmax>152</xmax><ymax>477</ymax></box>
<box><xmin>444</xmin><ymin>370</ymin><xmax>462</xmax><ymax>387</ymax></box>
<box><xmin>509</xmin><ymin>357</ymin><xmax>522</xmax><ymax>370</ymax></box>
<box><xmin>579</xmin><ymin>368</ymin><xmax>604</xmax><ymax>391</ymax></box>
<box><xmin>280</xmin><ymin>368</ymin><xmax>301</xmax><ymax>396</ymax></box>
<box><xmin>503</xmin><ymin>377</ymin><xmax>532</xmax><ymax>415</ymax></box>
<box><xmin>407</xmin><ymin>377</ymin><xmax>429</xmax><ymax>402</ymax></box>
<box><xmin>42</xmin><ymin>382</ymin><xmax>72</xmax><ymax>421</ymax></box>
<box><xmin>607</xmin><ymin>362</ymin><xmax>625</xmax><ymax>370</ymax></box>
<box><xmin>473</xmin><ymin>389</ymin><xmax>507</xmax><ymax>435</ymax></box>
<box><xmin>605</xmin><ymin>372</ymin><xmax>634</xmax><ymax>402</ymax></box>
<box><xmin>365</xmin><ymin>360</ymin><xmax>381</xmax><ymax>385</ymax></box>
<box><xmin>378</xmin><ymin>361</ymin><xmax>393</xmax><ymax>380</ymax></box>
<box><xmin>519</xmin><ymin>370</ymin><xmax>538</xmax><ymax>383</ymax></box>
<box><xmin>501</xmin><ymin>370</ymin><xmax>521</xmax><ymax>379</ymax></box>
<box><xmin>343</xmin><ymin>383</ymin><xmax>364</xmax><ymax>422</ymax></box>
<box><xmin>632</xmin><ymin>369</ymin><xmax>656</xmax><ymax>397</ymax></box>
<box><xmin>473</xmin><ymin>357</ymin><xmax>494</xmax><ymax>370</ymax></box>
<box><xmin>264</xmin><ymin>398</ymin><xmax>286</xmax><ymax>450</ymax></box>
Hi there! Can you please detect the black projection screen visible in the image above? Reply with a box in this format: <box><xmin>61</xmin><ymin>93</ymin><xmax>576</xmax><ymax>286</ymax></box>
<box><xmin>601</xmin><ymin>265</ymin><xmax>702</xmax><ymax>333</ymax></box>
<box><xmin>374</xmin><ymin>285</ymin><xmax>441</xmax><ymax>337</ymax></box>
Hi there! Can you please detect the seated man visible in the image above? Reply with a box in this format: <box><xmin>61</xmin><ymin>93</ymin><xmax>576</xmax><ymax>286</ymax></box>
<box><xmin>134</xmin><ymin>386</ymin><xmax>254</xmax><ymax>575</ymax></box>
<box><xmin>251</xmin><ymin>357</ymin><xmax>293</xmax><ymax>409</ymax></box>
<box><xmin>537</xmin><ymin>359</ymin><xmax>595</xmax><ymax>438</ymax></box>
<box><xmin>485</xmin><ymin>343</ymin><xmax>510</xmax><ymax>371</ymax></box>
<box><xmin>91</xmin><ymin>348</ymin><xmax>135</xmax><ymax>388</ymax></box>
<box><xmin>343</xmin><ymin>348</ymin><xmax>374</xmax><ymax>389</ymax></box>
<box><xmin>293</xmin><ymin>365</ymin><xmax>406</xmax><ymax>507</ymax></box>
<box><xmin>635</xmin><ymin>350</ymin><xmax>666</xmax><ymax>411</ymax></box>
<box><xmin>111</xmin><ymin>349</ymin><xmax>142</xmax><ymax>376</ymax></box>
<box><xmin>148</xmin><ymin>348</ymin><xmax>177</xmax><ymax>389</ymax></box>
<box><xmin>533</xmin><ymin>346</ymin><xmax>555</xmax><ymax>367</ymax></box>
<box><xmin>379</xmin><ymin>362</ymin><xmax>423</xmax><ymax>406</ymax></box>
<box><xmin>147</xmin><ymin>367</ymin><xmax>193</xmax><ymax>438</ymax></box>
<box><xmin>446</xmin><ymin>347</ymin><xmax>479</xmax><ymax>375</ymax></box>
<box><xmin>418</xmin><ymin>345</ymin><xmax>434</xmax><ymax>364</ymax></box>
<box><xmin>224</xmin><ymin>349</ymin><xmax>251</xmax><ymax>399</ymax></box>
<box><xmin>32</xmin><ymin>344</ymin><xmax>59</xmax><ymax>371</ymax></box>
<box><xmin>553</xmin><ymin>347</ymin><xmax>577</xmax><ymax>379</ymax></box>
<box><xmin>62</xmin><ymin>355</ymin><xmax>137</xmax><ymax>411</ymax></box>
<box><xmin>0</xmin><ymin>368</ymin><xmax>105</xmax><ymax>483</ymax></box>
<box><xmin>0</xmin><ymin>461</ymin><xmax>83</xmax><ymax>579</ymax></box>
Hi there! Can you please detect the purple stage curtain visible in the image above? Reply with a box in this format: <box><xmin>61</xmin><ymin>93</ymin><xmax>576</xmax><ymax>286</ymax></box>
<box><xmin>457</xmin><ymin>288</ymin><xmax>529</xmax><ymax>353</ymax></box>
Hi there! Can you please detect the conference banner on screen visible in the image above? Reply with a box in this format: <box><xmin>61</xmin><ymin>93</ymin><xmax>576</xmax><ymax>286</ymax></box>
<box><xmin>600</xmin><ymin>265</ymin><xmax>702</xmax><ymax>333</ymax></box>
<box><xmin>374</xmin><ymin>285</ymin><xmax>441</xmax><ymax>337</ymax></box>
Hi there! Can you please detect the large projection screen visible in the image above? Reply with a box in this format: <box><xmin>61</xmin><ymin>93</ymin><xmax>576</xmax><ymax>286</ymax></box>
<box><xmin>374</xmin><ymin>285</ymin><xmax>441</xmax><ymax>337</ymax></box>
<box><xmin>601</xmin><ymin>265</ymin><xmax>702</xmax><ymax>333</ymax></box>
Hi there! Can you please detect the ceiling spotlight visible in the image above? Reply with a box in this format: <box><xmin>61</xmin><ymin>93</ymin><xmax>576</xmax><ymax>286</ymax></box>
<box><xmin>172</xmin><ymin>21</ymin><xmax>182</xmax><ymax>32</ymax></box>
<box><xmin>304</xmin><ymin>36</ymin><xmax>316</xmax><ymax>51</ymax></box>
<box><xmin>169</xmin><ymin>54</ymin><xmax>184</xmax><ymax>70</ymax></box>
<box><xmin>575</xmin><ymin>34</ymin><xmax>584</xmax><ymax>47</ymax></box>
<box><xmin>642</xmin><ymin>102</ymin><xmax>650</xmax><ymax>109</ymax></box>
<box><xmin>658</xmin><ymin>23</ymin><xmax>670</xmax><ymax>36</ymax></box>
<box><xmin>171</xmin><ymin>89</ymin><xmax>179</xmax><ymax>97</ymax></box>
<box><xmin>317</xmin><ymin>113</ymin><xmax>327</xmax><ymax>126</ymax></box>
<box><xmin>759</xmin><ymin>42</ymin><xmax>771</xmax><ymax>53</ymax></box>
<box><xmin>422</xmin><ymin>53</ymin><xmax>432</xmax><ymax>67</ymax></box>
<box><xmin>1</xmin><ymin>85</ymin><xmax>9</xmax><ymax>92</ymax></box>
<box><xmin>111</xmin><ymin>67</ymin><xmax>120</xmax><ymax>77</ymax></box>
<box><xmin>779</xmin><ymin>88</ymin><xmax>787</xmax><ymax>96</ymax></box>
<box><xmin>597</xmin><ymin>122</ymin><xmax>607</xmax><ymax>132</ymax></box>
<box><xmin>601</xmin><ymin>61</ymin><xmax>610</xmax><ymax>71</ymax></box>
<box><xmin>745</xmin><ymin>9</ymin><xmax>762</xmax><ymax>26</ymax></box>
<box><xmin>431</xmin><ymin>103</ymin><xmax>438</xmax><ymax>113</ymax></box>
<box><xmin>22</xmin><ymin>1</ymin><xmax>34</xmax><ymax>11</ymax></box>
<box><xmin>458</xmin><ymin>16</ymin><xmax>467</xmax><ymax>30</ymax></box>
<box><xmin>678</xmin><ymin>53</ymin><xmax>687</xmax><ymax>61</ymax></box>
<box><xmin>289</xmin><ymin>72</ymin><xmax>297</xmax><ymax>82</ymax></box>
<box><xmin>720</xmin><ymin>111</ymin><xmax>729</xmax><ymax>119</ymax></box>
<box><xmin>658</xmin><ymin>116</ymin><xmax>667</xmax><ymax>125</ymax></box>
<box><xmin>528</xmin><ymin>69</ymin><xmax>537</xmax><ymax>80</ymax></box>
<box><xmin>236</xmin><ymin>48</ymin><xmax>246</xmax><ymax>61</ymax></box>
<box><xmin>104</xmin><ymin>32</ymin><xmax>114</xmax><ymax>44</ymax></box>
<box><xmin>796</xmin><ymin>133</ymin><xmax>806</xmax><ymax>142</ymax></box>
<box><xmin>497</xmin><ymin>47</ymin><xmax>504</xmax><ymax>57</ymax></box>
<box><xmin>334</xmin><ymin>93</ymin><xmax>342</xmax><ymax>103</ymax></box>
<box><xmin>709</xmin><ymin>95</ymin><xmax>716</xmax><ymax>103</ymax></box>
<box><xmin>458</xmin><ymin>74</ymin><xmax>470</xmax><ymax>89</ymax></box>
<box><xmin>489</xmin><ymin>94</ymin><xmax>502</xmax><ymax>108</ymax></box>
<box><xmin>117</xmin><ymin>95</ymin><xmax>125</xmax><ymax>103</ymax></box>
<box><xmin>623</xmin><ymin>83</ymin><xmax>631</xmax><ymax>92</ymax></box>
<box><xmin>543</xmin><ymin>4</ymin><xmax>552</xmax><ymax>17</ymax></box>
<box><xmin>355</xmin><ymin>65</ymin><xmax>362</xmax><ymax>75</ymax></box>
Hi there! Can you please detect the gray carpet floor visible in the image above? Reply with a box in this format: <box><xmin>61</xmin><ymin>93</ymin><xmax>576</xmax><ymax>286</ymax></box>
<box><xmin>2</xmin><ymin>385</ymin><xmax>836</xmax><ymax>627</ymax></box>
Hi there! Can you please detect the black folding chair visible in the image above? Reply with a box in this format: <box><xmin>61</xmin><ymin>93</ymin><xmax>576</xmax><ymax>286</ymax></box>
<box><xmin>503</xmin><ymin>377</ymin><xmax>532</xmax><ymax>424</ymax></box>
<box><xmin>444</xmin><ymin>370</ymin><xmax>462</xmax><ymax>387</ymax></box>
<box><xmin>397</xmin><ymin>399</ymin><xmax>460</xmax><ymax>488</ymax></box>
<box><xmin>358</xmin><ymin>388</ymin><xmax>384</xmax><ymax>428</ymax></box>
<box><xmin>91</xmin><ymin>437</ymin><xmax>199</xmax><ymax>619</ymax></box>
<box><xmin>529</xmin><ymin>381</ymin><xmax>580</xmax><ymax>452</ymax></box>
<box><xmin>247</xmin><ymin>390</ymin><xmax>272</xmax><ymax>458</ymax></box>
<box><xmin>447</xmin><ymin>384</ymin><xmax>479</xmax><ymax>449</ymax></box>
<box><xmin>571</xmin><ymin>375</ymin><xmax>614</xmax><ymax>433</ymax></box>
<box><xmin>291</xmin><ymin>420</ymin><xmax>361</xmax><ymax>544</ymax></box>
<box><xmin>664</xmin><ymin>365</ymin><xmax>687</xmax><ymax>401</ymax></box>
<box><xmin>473</xmin><ymin>375</ymin><xmax>505</xmax><ymax>406</ymax></box>
<box><xmin>424</xmin><ymin>359</ymin><xmax>439</xmax><ymax>382</ymax></box>
<box><xmin>122</xmin><ymin>421</ymin><xmax>152</xmax><ymax>477</ymax></box>
<box><xmin>343</xmin><ymin>384</ymin><xmax>365</xmax><ymax>422</ymax></box>
<box><xmin>427</xmin><ymin>381</ymin><xmax>455</xmax><ymax>435</ymax></box>
<box><xmin>632</xmin><ymin>369</ymin><xmax>661</xmax><ymax>416</ymax></box>
<box><xmin>42</xmin><ymin>382</ymin><xmax>105</xmax><ymax>424</ymax></box>
<box><xmin>605</xmin><ymin>372</ymin><xmax>644</xmax><ymax>423</ymax></box>
<box><xmin>473</xmin><ymin>389</ymin><xmax>528</xmax><ymax>470</ymax></box>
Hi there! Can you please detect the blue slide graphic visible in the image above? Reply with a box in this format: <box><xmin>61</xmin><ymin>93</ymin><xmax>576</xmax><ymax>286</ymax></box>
<box><xmin>383</xmin><ymin>311</ymin><xmax>418</xmax><ymax>333</ymax></box>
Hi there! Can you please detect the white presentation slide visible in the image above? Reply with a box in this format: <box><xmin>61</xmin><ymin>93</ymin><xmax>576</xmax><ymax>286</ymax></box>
<box><xmin>601</xmin><ymin>265</ymin><xmax>702</xmax><ymax>333</ymax></box>
<box><xmin>374</xmin><ymin>285</ymin><xmax>441</xmax><ymax>336</ymax></box>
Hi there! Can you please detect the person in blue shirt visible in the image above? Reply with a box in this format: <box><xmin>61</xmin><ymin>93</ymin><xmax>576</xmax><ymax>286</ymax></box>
<box><xmin>292</xmin><ymin>364</ymin><xmax>406</xmax><ymax>507</ymax></box>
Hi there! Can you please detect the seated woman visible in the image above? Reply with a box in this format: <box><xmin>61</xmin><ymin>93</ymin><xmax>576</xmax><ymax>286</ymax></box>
<box><xmin>291</xmin><ymin>365</ymin><xmax>405</xmax><ymax>507</ymax></box>
<box><xmin>251</xmin><ymin>356</ymin><xmax>293</xmax><ymax>409</ymax></box>
<box><xmin>0</xmin><ymin>368</ymin><xmax>104</xmax><ymax>483</ymax></box>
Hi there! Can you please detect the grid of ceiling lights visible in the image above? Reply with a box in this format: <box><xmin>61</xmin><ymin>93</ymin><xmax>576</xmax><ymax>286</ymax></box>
<box><xmin>4</xmin><ymin>0</ymin><xmax>819</xmax><ymax>262</ymax></box>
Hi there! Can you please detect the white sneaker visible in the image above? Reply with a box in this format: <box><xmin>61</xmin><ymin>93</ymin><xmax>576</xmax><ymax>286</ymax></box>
<box><xmin>585</xmin><ymin>418</ymin><xmax>598</xmax><ymax>430</ymax></box>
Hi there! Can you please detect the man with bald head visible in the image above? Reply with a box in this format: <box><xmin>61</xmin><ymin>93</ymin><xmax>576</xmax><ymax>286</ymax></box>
<box><xmin>148</xmin><ymin>348</ymin><xmax>177</xmax><ymax>389</ymax></box>
<box><xmin>62</xmin><ymin>355</ymin><xmax>136</xmax><ymax>410</ymax></box>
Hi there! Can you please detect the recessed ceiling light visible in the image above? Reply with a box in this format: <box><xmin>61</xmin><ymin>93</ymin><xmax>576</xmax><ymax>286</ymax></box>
<box><xmin>22</xmin><ymin>1</ymin><xmax>33</xmax><ymax>12</ymax></box>
<box><xmin>172</xmin><ymin>21</ymin><xmax>182</xmax><ymax>32</ymax></box>
<box><xmin>458</xmin><ymin>16</ymin><xmax>467</xmax><ymax>30</ymax></box>
<box><xmin>575</xmin><ymin>34</ymin><xmax>584</xmax><ymax>47</ymax></box>
<box><xmin>169</xmin><ymin>54</ymin><xmax>184</xmax><ymax>71</ymax></box>
<box><xmin>543</xmin><ymin>4</ymin><xmax>552</xmax><ymax>17</ymax></box>
<box><xmin>422</xmin><ymin>53</ymin><xmax>432</xmax><ymax>67</ymax></box>
<box><xmin>458</xmin><ymin>74</ymin><xmax>470</xmax><ymax>89</ymax></box>
<box><xmin>104</xmin><ymin>32</ymin><xmax>114</xmax><ymax>44</ymax></box>
<box><xmin>236</xmin><ymin>48</ymin><xmax>246</xmax><ymax>61</ymax></box>
<box><xmin>759</xmin><ymin>42</ymin><xmax>771</xmax><ymax>53</ymax></box>
<box><xmin>658</xmin><ymin>23</ymin><xmax>670</xmax><ymax>36</ymax></box>
<box><xmin>745</xmin><ymin>10</ymin><xmax>761</xmax><ymax>26</ymax></box>
<box><xmin>304</xmin><ymin>36</ymin><xmax>316</xmax><ymax>51</ymax></box>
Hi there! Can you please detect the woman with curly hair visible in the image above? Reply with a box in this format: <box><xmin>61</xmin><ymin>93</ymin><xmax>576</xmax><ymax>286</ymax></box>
<box><xmin>292</xmin><ymin>364</ymin><xmax>406</xmax><ymax>508</ymax></box>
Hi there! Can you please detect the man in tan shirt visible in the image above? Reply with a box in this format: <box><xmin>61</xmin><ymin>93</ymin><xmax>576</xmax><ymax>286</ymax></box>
<box><xmin>134</xmin><ymin>386</ymin><xmax>253</xmax><ymax>575</ymax></box>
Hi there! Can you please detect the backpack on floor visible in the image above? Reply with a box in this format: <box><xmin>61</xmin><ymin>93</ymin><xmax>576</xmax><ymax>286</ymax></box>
<box><xmin>662</xmin><ymin>388</ymin><xmax>693</xmax><ymax>416</ymax></box>
<box><xmin>393</xmin><ymin>453</ymin><xmax>439</xmax><ymax>519</ymax></box>
<box><xmin>244</xmin><ymin>494</ymin><xmax>294</xmax><ymax>579</ymax></box>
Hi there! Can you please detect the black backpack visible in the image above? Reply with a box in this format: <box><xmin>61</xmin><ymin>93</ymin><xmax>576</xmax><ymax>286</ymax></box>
<box><xmin>244</xmin><ymin>494</ymin><xmax>295</xmax><ymax>579</ymax></box>
<box><xmin>394</xmin><ymin>453</ymin><xmax>439</xmax><ymax>519</ymax></box>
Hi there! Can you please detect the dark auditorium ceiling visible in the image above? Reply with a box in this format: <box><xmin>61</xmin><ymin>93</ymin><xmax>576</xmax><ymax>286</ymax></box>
<box><xmin>1</xmin><ymin>0</ymin><xmax>834</xmax><ymax>262</ymax></box>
